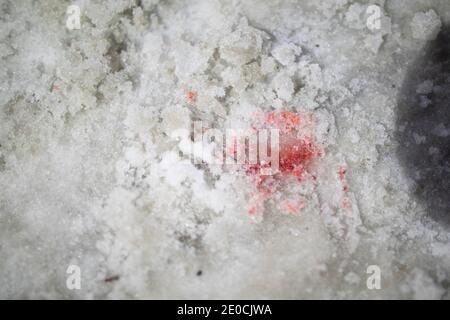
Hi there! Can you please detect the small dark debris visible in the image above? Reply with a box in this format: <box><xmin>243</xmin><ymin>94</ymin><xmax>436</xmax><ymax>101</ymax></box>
<box><xmin>104</xmin><ymin>275</ymin><xmax>120</xmax><ymax>282</ymax></box>
<box><xmin>196</xmin><ymin>270</ymin><xmax>203</xmax><ymax>276</ymax></box>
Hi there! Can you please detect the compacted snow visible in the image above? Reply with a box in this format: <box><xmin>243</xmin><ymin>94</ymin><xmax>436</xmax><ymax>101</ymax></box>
<box><xmin>0</xmin><ymin>0</ymin><xmax>449</xmax><ymax>299</ymax></box>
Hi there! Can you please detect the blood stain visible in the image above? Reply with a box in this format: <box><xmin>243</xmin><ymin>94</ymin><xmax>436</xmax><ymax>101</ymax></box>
<box><xmin>337</xmin><ymin>165</ymin><xmax>352</xmax><ymax>211</ymax></box>
<box><xmin>235</xmin><ymin>111</ymin><xmax>323</xmax><ymax>217</ymax></box>
<box><xmin>186</xmin><ymin>90</ymin><xmax>197</xmax><ymax>104</ymax></box>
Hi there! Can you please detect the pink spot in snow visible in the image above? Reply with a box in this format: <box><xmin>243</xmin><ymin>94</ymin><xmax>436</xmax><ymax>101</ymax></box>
<box><xmin>186</xmin><ymin>90</ymin><xmax>197</xmax><ymax>104</ymax></box>
<box><xmin>238</xmin><ymin>110</ymin><xmax>323</xmax><ymax>217</ymax></box>
<box><xmin>337</xmin><ymin>165</ymin><xmax>352</xmax><ymax>211</ymax></box>
<box><xmin>280</xmin><ymin>198</ymin><xmax>305</xmax><ymax>215</ymax></box>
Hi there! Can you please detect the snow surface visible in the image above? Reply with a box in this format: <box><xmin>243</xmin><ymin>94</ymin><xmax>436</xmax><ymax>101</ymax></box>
<box><xmin>0</xmin><ymin>0</ymin><xmax>449</xmax><ymax>299</ymax></box>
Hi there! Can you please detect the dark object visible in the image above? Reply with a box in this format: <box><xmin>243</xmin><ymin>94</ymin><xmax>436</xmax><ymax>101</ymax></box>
<box><xmin>397</xmin><ymin>25</ymin><xmax>450</xmax><ymax>226</ymax></box>
<box><xmin>104</xmin><ymin>275</ymin><xmax>120</xmax><ymax>283</ymax></box>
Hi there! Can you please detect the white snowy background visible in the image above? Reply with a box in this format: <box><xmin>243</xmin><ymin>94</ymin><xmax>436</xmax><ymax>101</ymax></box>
<box><xmin>0</xmin><ymin>0</ymin><xmax>449</xmax><ymax>299</ymax></box>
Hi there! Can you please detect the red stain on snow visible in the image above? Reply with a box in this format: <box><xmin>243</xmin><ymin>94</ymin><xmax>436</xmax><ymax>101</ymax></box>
<box><xmin>212</xmin><ymin>110</ymin><xmax>352</xmax><ymax>218</ymax></box>
<box><xmin>337</xmin><ymin>165</ymin><xmax>352</xmax><ymax>211</ymax></box>
<box><xmin>280</xmin><ymin>198</ymin><xmax>305</xmax><ymax>215</ymax></box>
<box><xmin>247</xmin><ymin>111</ymin><xmax>321</xmax><ymax>176</ymax></box>
<box><xmin>242</xmin><ymin>111</ymin><xmax>323</xmax><ymax>217</ymax></box>
<box><xmin>186</xmin><ymin>90</ymin><xmax>197</xmax><ymax>104</ymax></box>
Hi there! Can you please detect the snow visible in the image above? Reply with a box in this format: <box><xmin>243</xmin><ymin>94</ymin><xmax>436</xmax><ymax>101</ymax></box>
<box><xmin>416</xmin><ymin>80</ymin><xmax>434</xmax><ymax>94</ymax></box>
<box><xmin>0</xmin><ymin>0</ymin><xmax>449</xmax><ymax>299</ymax></box>
<box><xmin>411</xmin><ymin>9</ymin><xmax>442</xmax><ymax>40</ymax></box>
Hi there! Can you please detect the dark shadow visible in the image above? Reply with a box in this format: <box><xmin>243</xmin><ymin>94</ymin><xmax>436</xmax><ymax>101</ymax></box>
<box><xmin>396</xmin><ymin>25</ymin><xmax>450</xmax><ymax>226</ymax></box>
